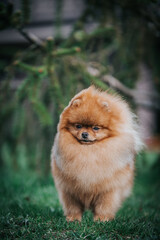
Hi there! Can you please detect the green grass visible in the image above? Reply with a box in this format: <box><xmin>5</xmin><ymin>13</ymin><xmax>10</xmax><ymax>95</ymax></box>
<box><xmin>0</xmin><ymin>155</ymin><xmax>160</xmax><ymax>240</ymax></box>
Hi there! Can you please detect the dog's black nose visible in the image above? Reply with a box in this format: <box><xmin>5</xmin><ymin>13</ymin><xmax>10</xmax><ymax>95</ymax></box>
<box><xmin>82</xmin><ymin>132</ymin><xmax>88</xmax><ymax>139</ymax></box>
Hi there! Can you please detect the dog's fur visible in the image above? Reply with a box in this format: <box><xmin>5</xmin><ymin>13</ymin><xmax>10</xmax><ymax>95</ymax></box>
<box><xmin>51</xmin><ymin>86</ymin><xmax>143</xmax><ymax>222</ymax></box>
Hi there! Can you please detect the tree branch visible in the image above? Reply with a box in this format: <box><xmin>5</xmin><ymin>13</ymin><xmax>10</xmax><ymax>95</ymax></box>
<box><xmin>102</xmin><ymin>75</ymin><xmax>135</xmax><ymax>98</ymax></box>
<box><xmin>85</xmin><ymin>64</ymin><xmax>160</xmax><ymax>110</ymax></box>
<box><xmin>18</xmin><ymin>28</ymin><xmax>44</xmax><ymax>48</ymax></box>
<box><xmin>102</xmin><ymin>74</ymin><xmax>160</xmax><ymax>110</ymax></box>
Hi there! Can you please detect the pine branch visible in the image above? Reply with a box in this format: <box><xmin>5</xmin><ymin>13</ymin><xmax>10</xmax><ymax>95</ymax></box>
<box><xmin>52</xmin><ymin>47</ymin><xmax>81</xmax><ymax>57</ymax></box>
<box><xmin>13</xmin><ymin>61</ymin><xmax>46</xmax><ymax>75</ymax></box>
<box><xmin>45</xmin><ymin>38</ymin><xmax>64</xmax><ymax>113</ymax></box>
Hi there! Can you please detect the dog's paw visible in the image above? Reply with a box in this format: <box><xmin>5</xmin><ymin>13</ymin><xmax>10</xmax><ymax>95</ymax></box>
<box><xmin>66</xmin><ymin>214</ymin><xmax>82</xmax><ymax>222</ymax></box>
<box><xmin>94</xmin><ymin>214</ymin><xmax>114</xmax><ymax>222</ymax></box>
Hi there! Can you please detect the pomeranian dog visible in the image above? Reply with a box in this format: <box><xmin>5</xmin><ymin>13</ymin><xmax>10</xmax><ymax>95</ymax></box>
<box><xmin>51</xmin><ymin>86</ymin><xmax>143</xmax><ymax>222</ymax></box>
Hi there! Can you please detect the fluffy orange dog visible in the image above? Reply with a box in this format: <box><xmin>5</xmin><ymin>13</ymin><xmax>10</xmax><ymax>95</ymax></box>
<box><xmin>51</xmin><ymin>86</ymin><xmax>142</xmax><ymax>222</ymax></box>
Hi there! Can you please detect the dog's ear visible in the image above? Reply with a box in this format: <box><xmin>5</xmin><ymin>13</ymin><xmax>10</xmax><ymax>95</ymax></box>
<box><xmin>101</xmin><ymin>101</ymin><xmax>110</xmax><ymax>112</ymax></box>
<box><xmin>70</xmin><ymin>98</ymin><xmax>82</xmax><ymax>107</ymax></box>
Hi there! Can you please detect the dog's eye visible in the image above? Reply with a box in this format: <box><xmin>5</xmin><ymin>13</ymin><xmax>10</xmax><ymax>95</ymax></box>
<box><xmin>93</xmin><ymin>126</ymin><xmax>100</xmax><ymax>131</ymax></box>
<box><xmin>75</xmin><ymin>124</ymin><xmax>82</xmax><ymax>129</ymax></box>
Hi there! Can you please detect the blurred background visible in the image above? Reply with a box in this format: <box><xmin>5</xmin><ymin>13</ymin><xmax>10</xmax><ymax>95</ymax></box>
<box><xmin>0</xmin><ymin>0</ymin><xmax>160</xmax><ymax>176</ymax></box>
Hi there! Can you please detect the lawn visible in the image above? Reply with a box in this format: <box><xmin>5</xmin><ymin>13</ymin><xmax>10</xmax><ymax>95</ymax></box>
<box><xmin>0</xmin><ymin>153</ymin><xmax>160</xmax><ymax>240</ymax></box>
